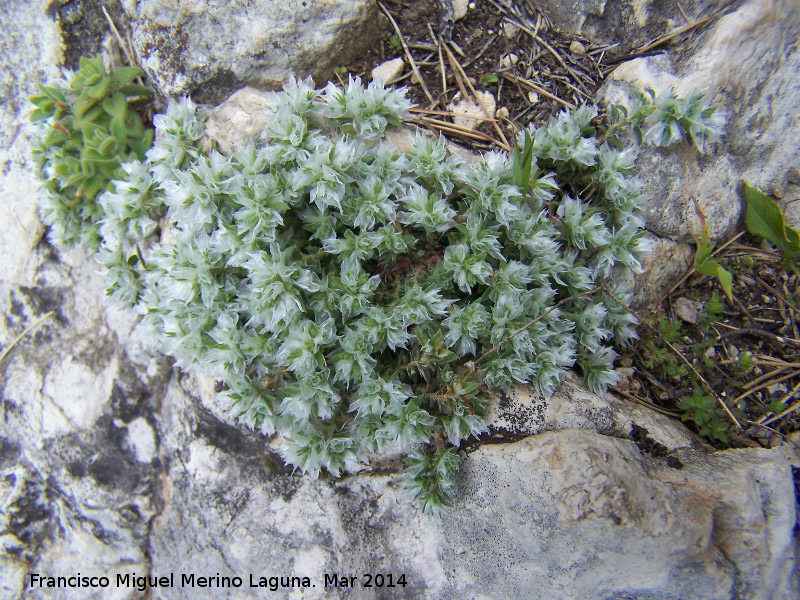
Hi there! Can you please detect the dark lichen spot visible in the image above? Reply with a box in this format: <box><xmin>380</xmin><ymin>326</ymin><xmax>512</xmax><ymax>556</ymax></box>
<box><xmin>119</xmin><ymin>504</ymin><xmax>140</xmax><ymax>523</ymax></box>
<box><xmin>667</xmin><ymin>456</ymin><xmax>684</xmax><ymax>469</ymax></box>
<box><xmin>6</xmin><ymin>478</ymin><xmax>50</xmax><ymax>551</ymax></box>
<box><xmin>9</xmin><ymin>291</ymin><xmax>26</xmax><ymax>319</ymax></box>
<box><xmin>0</xmin><ymin>437</ymin><xmax>20</xmax><ymax>469</ymax></box>
<box><xmin>87</xmin><ymin>453</ymin><xmax>139</xmax><ymax>491</ymax></box>
<box><xmin>110</xmin><ymin>371</ymin><xmax>152</xmax><ymax>423</ymax></box>
<box><xmin>190</xmin><ymin>68</ymin><xmax>243</xmax><ymax>105</ymax></box>
<box><xmin>66</xmin><ymin>460</ymin><xmax>86</xmax><ymax>477</ymax></box>
<box><xmin>194</xmin><ymin>412</ymin><xmax>264</xmax><ymax>459</ymax></box>
<box><xmin>18</xmin><ymin>285</ymin><xmax>67</xmax><ymax>325</ymax></box>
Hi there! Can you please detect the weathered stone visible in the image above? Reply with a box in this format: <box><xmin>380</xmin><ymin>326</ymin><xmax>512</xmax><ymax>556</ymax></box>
<box><xmin>203</xmin><ymin>86</ymin><xmax>275</xmax><ymax>156</ymax></box>
<box><xmin>569</xmin><ymin>39</ymin><xmax>586</xmax><ymax>55</ymax></box>
<box><xmin>453</xmin><ymin>0</ymin><xmax>470</xmax><ymax>22</ymax></box>
<box><xmin>371</xmin><ymin>57</ymin><xmax>405</xmax><ymax>85</ymax></box>
<box><xmin>121</xmin><ymin>0</ymin><xmax>377</xmax><ymax>102</ymax></box>
<box><xmin>4</xmin><ymin>3</ymin><xmax>799</xmax><ymax>598</ymax></box>
<box><xmin>446</xmin><ymin>90</ymin><xmax>496</xmax><ymax>130</ymax></box>
<box><xmin>599</xmin><ymin>0</ymin><xmax>800</xmax><ymax>241</ymax></box>
<box><xmin>612</xmin><ymin>232</ymin><xmax>694</xmax><ymax>308</ymax></box>
<box><xmin>485</xmin><ymin>372</ymin><xmax>705</xmax><ymax>451</ymax></box>
<box><xmin>534</xmin><ymin>1</ymin><xmax>746</xmax><ymax>53</ymax></box>
<box><xmin>148</xmin><ymin>374</ymin><xmax>800</xmax><ymax>599</ymax></box>
<box><xmin>0</xmin><ymin>0</ymin><xmax>61</xmax><ymax>288</ymax></box>
<box><xmin>674</xmin><ymin>296</ymin><xmax>700</xmax><ymax>324</ymax></box>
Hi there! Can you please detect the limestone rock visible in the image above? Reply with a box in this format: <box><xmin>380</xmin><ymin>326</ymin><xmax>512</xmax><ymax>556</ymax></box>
<box><xmin>484</xmin><ymin>372</ymin><xmax>705</xmax><ymax>452</ymax></box>
<box><xmin>453</xmin><ymin>432</ymin><xmax>798</xmax><ymax>600</ymax></box>
<box><xmin>599</xmin><ymin>0</ymin><xmax>800</xmax><ymax>242</ymax></box>
<box><xmin>143</xmin><ymin>369</ymin><xmax>798</xmax><ymax>600</ymax></box>
<box><xmin>0</xmin><ymin>0</ymin><xmax>60</xmax><ymax>288</ymax></box>
<box><xmin>371</xmin><ymin>57</ymin><xmax>405</xmax><ymax>85</ymax></box>
<box><xmin>453</xmin><ymin>0</ymin><xmax>470</xmax><ymax>22</ymax></box>
<box><xmin>4</xmin><ymin>3</ymin><xmax>799</xmax><ymax>598</ymax></box>
<box><xmin>122</xmin><ymin>0</ymin><xmax>377</xmax><ymax>102</ymax></box>
<box><xmin>534</xmin><ymin>0</ymin><xmax>746</xmax><ymax>54</ymax></box>
<box><xmin>446</xmin><ymin>90</ymin><xmax>496</xmax><ymax>130</ymax></box>
<box><xmin>203</xmin><ymin>86</ymin><xmax>275</xmax><ymax>155</ymax></box>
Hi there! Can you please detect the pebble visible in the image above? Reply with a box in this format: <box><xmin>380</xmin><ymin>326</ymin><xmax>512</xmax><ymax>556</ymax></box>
<box><xmin>454</xmin><ymin>0</ymin><xmax>469</xmax><ymax>21</ymax></box>
<box><xmin>767</xmin><ymin>382</ymin><xmax>787</xmax><ymax>395</ymax></box>
<box><xmin>673</xmin><ymin>297</ymin><xmax>699</xmax><ymax>324</ymax></box>
<box><xmin>447</xmin><ymin>90</ymin><xmax>496</xmax><ymax>130</ymax></box>
<box><xmin>527</xmin><ymin>91</ymin><xmax>539</xmax><ymax>104</ymax></box>
<box><xmin>371</xmin><ymin>57</ymin><xmax>405</xmax><ymax>85</ymax></box>
<box><xmin>570</xmin><ymin>40</ymin><xmax>586</xmax><ymax>55</ymax></box>
<box><xmin>503</xmin><ymin>22</ymin><xmax>519</xmax><ymax>39</ymax></box>
<box><xmin>500</xmin><ymin>53</ymin><xmax>518</xmax><ymax>69</ymax></box>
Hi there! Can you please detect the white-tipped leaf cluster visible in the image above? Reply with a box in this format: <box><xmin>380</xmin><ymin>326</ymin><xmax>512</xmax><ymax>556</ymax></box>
<box><xmin>33</xmin><ymin>74</ymin><xmax>724</xmax><ymax>514</ymax></box>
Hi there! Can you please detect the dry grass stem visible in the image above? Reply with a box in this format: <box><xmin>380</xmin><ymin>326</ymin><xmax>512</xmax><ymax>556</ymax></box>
<box><xmin>442</xmin><ymin>42</ymin><xmax>511</xmax><ymax>150</ymax></box>
<box><xmin>760</xmin><ymin>380</ymin><xmax>800</xmax><ymax>426</ymax></box>
<box><xmin>409</xmin><ymin>107</ymin><xmax>498</xmax><ymax>122</ymax></box>
<box><xmin>0</xmin><ymin>311</ymin><xmax>56</xmax><ymax>366</ymax></box>
<box><xmin>378</xmin><ymin>2</ymin><xmax>435</xmax><ymax>105</ymax></box>
<box><xmin>735</xmin><ymin>370</ymin><xmax>800</xmax><ymax>402</ymax></box>
<box><xmin>501</xmin><ymin>73</ymin><xmax>576</xmax><ymax>109</ymax></box>
<box><xmin>663</xmin><ymin>339</ymin><xmax>743</xmax><ymax>429</ymax></box>
<box><xmin>412</xmin><ymin>117</ymin><xmax>503</xmax><ymax>146</ymax></box>
<box><xmin>638</xmin><ymin>15</ymin><xmax>714</xmax><ymax>54</ymax></box>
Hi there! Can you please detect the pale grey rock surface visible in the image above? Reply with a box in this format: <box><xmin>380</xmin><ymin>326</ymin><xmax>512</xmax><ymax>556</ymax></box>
<box><xmin>615</xmin><ymin>233</ymin><xmax>695</xmax><ymax>308</ymax></box>
<box><xmin>2</xmin><ymin>2</ymin><xmax>799</xmax><ymax>599</ymax></box>
<box><xmin>371</xmin><ymin>57</ymin><xmax>406</xmax><ymax>85</ymax></box>
<box><xmin>121</xmin><ymin>0</ymin><xmax>377</xmax><ymax>102</ymax></box>
<box><xmin>599</xmin><ymin>0</ymin><xmax>800</xmax><ymax>242</ymax></box>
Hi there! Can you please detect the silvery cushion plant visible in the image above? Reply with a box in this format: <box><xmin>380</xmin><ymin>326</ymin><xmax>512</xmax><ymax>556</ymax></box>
<box><xmin>32</xmin><ymin>65</ymin><xmax>723</xmax><ymax>514</ymax></box>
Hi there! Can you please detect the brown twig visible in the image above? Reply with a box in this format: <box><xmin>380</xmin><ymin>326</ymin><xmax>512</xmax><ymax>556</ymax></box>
<box><xmin>755</xmin><ymin>275</ymin><xmax>800</xmax><ymax>315</ymax></box>
<box><xmin>102</xmin><ymin>6</ymin><xmax>136</xmax><ymax>68</ymax></box>
<box><xmin>510</xmin><ymin>17</ymin><xmax>592</xmax><ymax>95</ymax></box>
<box><xmin>409</xmin><ymin>107</ymin><xmax>498</xmax><ymax>122</ymax></box>
<box><xmin>717</xmin><ymin>327</ymin><xmax>800</xmax><ymax>348</ymax></box>
<box><xmin>733</xmin><ymin>370</ymin><xmax>800</xmax><ymax>404</ymax></box>
<box><xmin>731</xmin><ymin>294</ymin><xmax>757</xmax><ymax>328</ymax></box>
<box><xmin>610</xmin><ymin>386</ymin><xmax>682</xmax><ymax>417</ymax></box>
<box><xmin>637</xmin><ymin>15</ymin><xmax>714</xmax><ymax>54</ymax></box>
<box><xmin>412</xmin><ymin>117</ymin><xmax>504</xmax><ymax>146</ymax></box>
<box><xmin>378</xmin><ymin>2</ymin><xmax>435</xmax><ymax>105</ymax></box>
<box><xmin>0</xmin><ymin>311</ymin><xmax>56</xmax><ymax>366</ymax></box>
<box><xmin>500</xmin><ymin>73</ymin><xmax>576</xmax><ymax>110</ymax></box>
<box><xmin>441</xmin><ymin>41</ymin><xmax>511</xmax><ymax>151</ymax></box>
<box><xmin>663</xmin><ymin>339</ymin><xmax>743</xmax><ymax>429</ymax></box>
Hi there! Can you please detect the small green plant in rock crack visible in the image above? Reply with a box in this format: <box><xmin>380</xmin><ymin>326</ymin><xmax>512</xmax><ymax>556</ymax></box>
<box><xmin>30</xmin><ymin>56</ymin><xmax>154</xmax><ymax>251</ymax></box>
<box><xmin>638</xmin><ymin>293</ymin><xmax>751</xmax><ymax>444</ymax></box>
<box><xmin>31</xmin><ymin>70</ymin><xmax>724</xmax><ymax>514</ymax></box>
